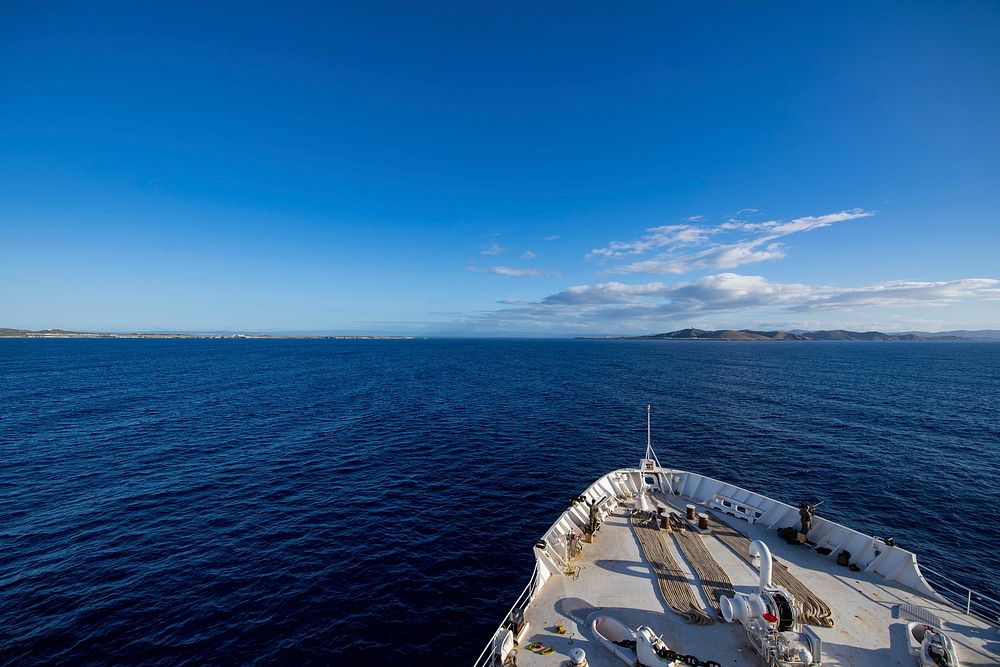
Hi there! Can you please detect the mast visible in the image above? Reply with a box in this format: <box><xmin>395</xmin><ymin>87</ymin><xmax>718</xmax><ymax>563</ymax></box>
<box><xmin>643</xmin><ymin>404</ymin><xmax>661</xmax><ymax>470</ymax></box>
<box><xmin>647</xmin><ymin>404</ymin><xmax>652</xmax><ymax>457</ymax></box>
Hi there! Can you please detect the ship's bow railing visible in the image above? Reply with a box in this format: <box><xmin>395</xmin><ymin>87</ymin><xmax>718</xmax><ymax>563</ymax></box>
<box><xmin>920</xmin><ymin>565</ymin><xmax>1000</xmax><ymax>626</ymax></box>
<box><xmin>472</xmin><ymin>562</ymin><xmax>541</xmax><ymax>667</ymax></box>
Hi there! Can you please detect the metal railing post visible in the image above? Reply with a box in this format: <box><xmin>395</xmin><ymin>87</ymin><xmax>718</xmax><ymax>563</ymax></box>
<box><xmin>920</xmin><ymin>565</ymin><xmax>999</xmax><ymax>626</ymax></box>
<box><xmin>472</xmin><ymin>563</ymin><xmax>541</xmax><ymax>667</ymax></box>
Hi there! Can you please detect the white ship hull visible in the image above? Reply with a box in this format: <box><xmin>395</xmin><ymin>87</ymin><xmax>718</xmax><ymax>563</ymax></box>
<box><xmin>473</xmin><ymin>465</ymin><xmax>999</xmax><ymax>667</ymax></box>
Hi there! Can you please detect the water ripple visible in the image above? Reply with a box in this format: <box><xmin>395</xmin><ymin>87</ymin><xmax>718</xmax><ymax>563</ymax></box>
<box><xmin>1</xmin><ymin>339</ymin><xmax>998</xmax><ymax>664</ymax></box>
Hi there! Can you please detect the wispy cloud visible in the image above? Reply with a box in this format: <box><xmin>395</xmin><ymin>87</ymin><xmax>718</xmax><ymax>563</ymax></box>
<box><xmin>587</xmin><ymin>225</ymin><xmax>715</xmax><ymax>258</ymax></box>
<box><xmin>521</xmin><ymin>250</ymin><xmax>537</xmax><ymax>259</ymax></box>
<box><xmin>468</xmin><ymin>274</ymin><xmax>999</xmax><ymax>329</ymax></box>
<box><xmin>482</xmin><ymin>240</ymin><xmax>509</xmax><ymax>255</ymax></box>
<box><xmin>589</xmin><ymin>209</ymin><xmax>874</xmax><ymax>274</ymax></box>
<box><xmin>468</xmin><ymin>265</ymin><xmax>554</xmax><ymax>278</ymax></box>
<box><xmin>790</xmin><ymin>278</ymin><xmax>1000</xmax><ymax>311</ymax></box>
<box><xmin>614</xmin><ymin>240</ymin><xmax>788</xmax><ymax>274</ymax></box>
<box><xmin>718</xmin><ymin>220</ymin><xmax>779</xmax><ymax>232</ymax></box>
<box><xmin>542</xmin><ymin>235</ymin><xmax>561</xmax><ymax>241</ymax></box>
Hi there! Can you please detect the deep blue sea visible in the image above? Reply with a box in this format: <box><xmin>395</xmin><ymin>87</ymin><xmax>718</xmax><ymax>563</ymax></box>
<box><xmin>2</xmin><ymin>339</ymin><xmax>998</xmax><ymax>664</ymax></box>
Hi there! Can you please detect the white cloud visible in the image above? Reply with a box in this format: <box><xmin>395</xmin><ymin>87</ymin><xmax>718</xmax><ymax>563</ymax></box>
<box><xmin>468</xmin><ymin>265</ymin><xmax>552</xmax><ymax>278</ymax></box>
<box><xmin>615</xmin><ymin>239</ymin><xmax>788</xmax><ymax>274</ymax></box>
<box><xmin>521</xmin><ymin>250</ymin><xmax>537</xmax><ymax>259</ymax></box>
<box><xmin>587</xmin><ymin>224</ymin><xmax>715</xmax><ymax>258</ymax></box>
<box><xmin>469</xmin><ymin>274</ymin><xmax>999</xmax><ymax>329</ymax></box>
<box><xmin>542</xmin><ymin>235</ymin><xmax>561</xmax><ymax>241</ymax></box>
<box><xmin>591</xmin><ymin>209</ymin><xmax>874</xmax><ymax>274</ymax></box>
<box><xmin>482</xmin><ymin>241</ymin><xmax>509</xmax><ymax>255</ymax></box>
<box><xmin>542</xmin><ymin>281</ymin><xmax>670</xmax><ymax>305</ymax></box>
<box><xmin>767</xmin><ymin>209</ymin><xmax>873</xmax><ymax>236</ymax></box>
<box><xmin>791</xmin><ymin>278</ymin><xmax>1000</xmax><ymax>311</ymax></box>
<box><xmin>719</xmin><ymin>220</ymin><xmax>780</xmax><ymax>232</ymax></box>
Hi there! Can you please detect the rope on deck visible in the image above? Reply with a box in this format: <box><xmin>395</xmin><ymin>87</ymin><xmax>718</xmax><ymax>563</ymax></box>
<box><xmin>668</xmin><ymin>515</ymin><xmax>736</xmax><ymax>616</ymax></box>
<box><xmin>631</xmin><ymin>513</ymin><xmax>715</xmax><ymax>625</ymax></box>
<box><xmin>706</xmin><ymin>514</ymin><xmax>835</xmax><ymax>627</ymax></box>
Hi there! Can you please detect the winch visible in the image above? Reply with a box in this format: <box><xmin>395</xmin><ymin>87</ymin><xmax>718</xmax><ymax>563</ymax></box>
<box><xmin>719</xmin><ymin>540</ymin><xmax>823</xmax><ymax>666</ymax></box>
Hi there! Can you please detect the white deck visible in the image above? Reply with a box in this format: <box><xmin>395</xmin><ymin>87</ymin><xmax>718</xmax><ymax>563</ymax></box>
<box><xmin>509</xmin><ymin>487</ymin><xmax>999</xmax><ymax>667</ymax></box>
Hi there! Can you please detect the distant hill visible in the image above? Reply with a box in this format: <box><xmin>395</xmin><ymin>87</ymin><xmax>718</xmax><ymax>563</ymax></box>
<box><xmin>894</xmin><ymin>330</ymin><xmax>1000</xmax><ymax>341</ymax></box>
<box><xmin>620</xmin><ymin>328</ymin><xmax>955</xmax><ymax>341</ymax></box>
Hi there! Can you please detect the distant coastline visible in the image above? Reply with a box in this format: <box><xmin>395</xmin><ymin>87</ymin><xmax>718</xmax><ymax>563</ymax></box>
<box><xmin>579</xmin><ymin>327</ymin><xmax>1000</xmax><ymax>341</ymax></box>
<box><xmin>0</xmin><ymin>328</ymin><xmax>415</xmax><ymax>340</ymax></box>
<box><xmin>5</xmin><ymin>326</ymin><xmax>999</xmax><ymax>341</ymax></box>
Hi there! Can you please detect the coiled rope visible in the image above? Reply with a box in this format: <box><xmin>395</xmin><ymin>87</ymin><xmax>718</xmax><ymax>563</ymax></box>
<box><xmin>668</xmin><ymin>515</ymin><xmax>736</xmax><ymax>616</ymax></box>
<box><xmin>632</xmin><ymin>513</ymin><xmax>715</xmax><ymax>625</ymax></box>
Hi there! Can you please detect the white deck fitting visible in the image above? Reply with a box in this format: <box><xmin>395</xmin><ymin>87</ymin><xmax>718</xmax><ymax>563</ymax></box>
<box><xmin>510</xmin><ymin>475</ymin><xmax>999</xmax><ymax>667</ymax></box>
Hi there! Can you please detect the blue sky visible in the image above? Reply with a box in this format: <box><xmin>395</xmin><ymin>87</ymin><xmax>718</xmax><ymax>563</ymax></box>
<box><xmin>2</xmin><ymin>2</ymin><xmax>998</xmax><ymax>334</ymax></box>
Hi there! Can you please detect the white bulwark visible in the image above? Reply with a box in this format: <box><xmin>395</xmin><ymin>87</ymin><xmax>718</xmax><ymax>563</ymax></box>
<box><xmin>473</xmin><ymin>441</ymin><xmax>999</xmax><ymax>667</ymax></box>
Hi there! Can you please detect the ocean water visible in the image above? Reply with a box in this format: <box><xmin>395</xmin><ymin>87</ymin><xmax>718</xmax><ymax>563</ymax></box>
<box><xmin>1</xmin><ymin>339</ymin><xmax>998</xmax><ymax>664</ymax></box>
